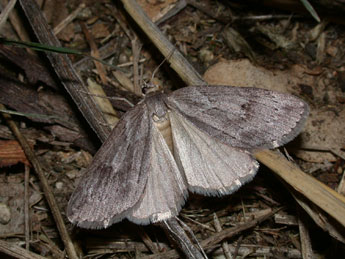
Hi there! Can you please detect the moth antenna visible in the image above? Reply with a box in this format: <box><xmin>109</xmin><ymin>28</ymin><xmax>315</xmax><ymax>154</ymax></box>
<box><xmin>139</xmin><ymin>62</ymin><xmax>144</xmax><ymax>90</ymax></box>
<box><xmin>77</xmin><ymin>90</ymin><xmax>135</xmax><ymax>107</ymax></box>
<box><xmin>150</xmin><ymin>48</ymin><xmax>175</xmax><ymax>83</ymax></box>
<box><xmin>142</xmin><ymin>49</ymin><xmax>176</xmax><ymax>95</ymax></box>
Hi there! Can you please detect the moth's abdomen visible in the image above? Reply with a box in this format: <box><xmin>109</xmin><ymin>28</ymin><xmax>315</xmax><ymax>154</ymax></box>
<box><xmin>145</xmin><ymin>92</ymin><xmax>174</xmax><ymax>152</ymax></box>
<box><xmin>153</xmin><ymin>113</ymin><xmax>174</xmax><ymax>153</ymax></box>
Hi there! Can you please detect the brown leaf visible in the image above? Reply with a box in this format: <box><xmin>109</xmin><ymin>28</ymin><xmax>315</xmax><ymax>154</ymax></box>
<box><xmin>0</xmin><ymin>140</ymin><xmax>30</xmax><ymax>167</ymax></box>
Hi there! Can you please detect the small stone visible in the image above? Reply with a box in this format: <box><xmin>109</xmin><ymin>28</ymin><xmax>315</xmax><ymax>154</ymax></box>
<box><xmin>0</xmin><ymin>203</ymin><xmax>11</xmax><ymax>225</ymax></box>
<box><xmin>55</xmin><ymin>182</ymin><xmax>64</xmax><ymax>190</ymax></box>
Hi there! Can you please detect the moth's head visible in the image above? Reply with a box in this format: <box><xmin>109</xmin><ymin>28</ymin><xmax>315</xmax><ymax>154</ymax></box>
<box><xmin>142</xmin><ymin>79</ymin><xmax>163</xmax><ymax>95</ymax></box>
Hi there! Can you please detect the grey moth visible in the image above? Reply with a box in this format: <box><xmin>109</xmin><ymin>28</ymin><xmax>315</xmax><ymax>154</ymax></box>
<box><xmin>67</xmin><ymin>85</ymin><xmax>309</xmax><ymax>229</ymax></box>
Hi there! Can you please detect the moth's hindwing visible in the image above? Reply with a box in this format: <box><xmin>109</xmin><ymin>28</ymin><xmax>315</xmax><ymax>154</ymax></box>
<box><xmin>169</xmin><ymin>110</ymin><xmax>259</xmax><ymax>196</ymax></box>
<box><xmin>128</xmin><ymin>123</ymin><xmax>188</xmax><ymax>224</ymax></box>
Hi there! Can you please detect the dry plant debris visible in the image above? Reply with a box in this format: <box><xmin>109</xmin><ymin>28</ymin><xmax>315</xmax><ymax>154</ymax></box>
<box><xmin>0</xmin><ymin>0</ymin><xmax>345</xmax><ymax>258</ymax></box>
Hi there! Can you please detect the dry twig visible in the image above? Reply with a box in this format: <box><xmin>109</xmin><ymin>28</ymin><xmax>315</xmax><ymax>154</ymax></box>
<box><xmin>19</xmin><ymin>0</ymin><xmax>111</xmax><ymax>142</ymax></box>
<box><xmin>24</xmin><ymin>165</ymin><xmax>30</xmax><ymax>250</ymax></box>
<box><xmin>0</xmin><ymin>103</ymin><xmax>78</xmax><ymax>259</ymax></box>
<box><xmin>0</xmin><ymin>239</ymin><xmax>46</xmax><ymax>259</ymax></box>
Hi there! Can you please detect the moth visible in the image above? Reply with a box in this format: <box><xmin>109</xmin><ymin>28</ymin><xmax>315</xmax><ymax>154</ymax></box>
<box><xmin>67</xmin><ymin>85</ymin><xmax>309</xmax><ymax>229</ymax></box>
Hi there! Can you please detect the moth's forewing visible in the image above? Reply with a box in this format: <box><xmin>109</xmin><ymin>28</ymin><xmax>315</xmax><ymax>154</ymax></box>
<box><xmin>169</xmin><ymin>111</ymin><xmax>259</xmax><ymax>196</ymax></box>
<box><xmin>67</xmin><ymin>102</ymin><xmax>152</xmax><ymax>229</ymax></box>
<box><xmin>127</xmin><ymin>123</ymin><xmax>188</xmax><ymax>224</ymax></box>
<box><xmin>167</xmin><ymin>85</ymin><xmax>309</xmax><ymax>150</ymax></box>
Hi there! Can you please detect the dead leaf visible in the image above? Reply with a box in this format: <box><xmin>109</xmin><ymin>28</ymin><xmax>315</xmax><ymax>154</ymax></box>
<box><xmin>0</xmin><ymin>140</ymin><xmax>30</xmax><ymax>167</ymax></box>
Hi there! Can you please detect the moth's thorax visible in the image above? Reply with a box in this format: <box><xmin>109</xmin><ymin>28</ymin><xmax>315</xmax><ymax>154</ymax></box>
<box><xmin>145</xmin><ymin>92</ymin><xmax>169</xmax><ymax>121</ymax></box>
